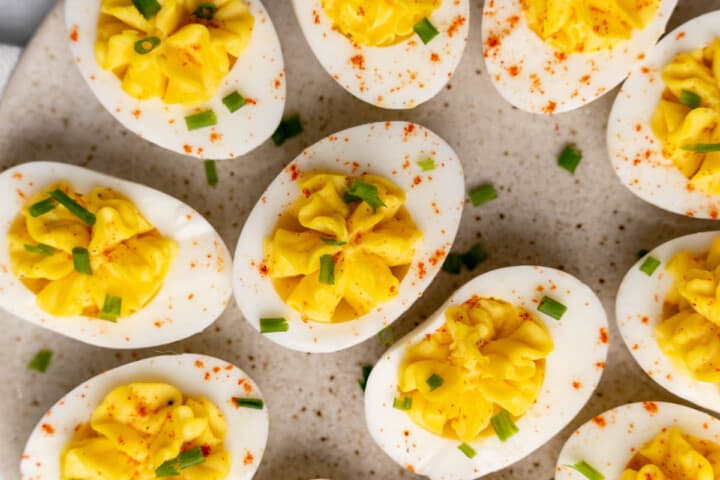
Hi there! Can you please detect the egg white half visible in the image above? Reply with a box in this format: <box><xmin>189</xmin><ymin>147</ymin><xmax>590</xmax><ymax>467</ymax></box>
<box><xmin>292</xmin><ymin>0</ymin><xmax>469</xmax><ymax>109</ymax></box>
<box><xmin>608</xmin><ymin>11</ymin><xmax>720</xmax><ymax>219</ymax></box>
<box><xmin>616</xmin><ymin>230</ymin><xmax>720</xmax><ymax>414</ymax></box>
<box><xmin>556</xmin><ymin>401</ymin><xmax>720</xmax><ymax>480</ymax></box>
<box><xmin>0</xmin><ymin>161</ymin><xmax>232</xmax><ymax>348</ymax></box>
<box><xmin>233</xmin><ymin>121</ymin><xmax>465</xmax><ymax>353</ymax></box>
<box><xmin>65</xmin><ymin>0</ymin><xmax>286</xmax><ymax>159</ymax></box>
<box><xmin>20</xmin><ymin>353</ymin><xmax>268</xmax><ymax>480</ymax></box>
<box><xmin>482</xmin><ymin>0</ymin><xmax>678</xmax><ymax>114</ymax></box>
<box><xmin>364</xmin><ymin>266</ymin><xmax>608</xmax><ymax>480</ymax></box>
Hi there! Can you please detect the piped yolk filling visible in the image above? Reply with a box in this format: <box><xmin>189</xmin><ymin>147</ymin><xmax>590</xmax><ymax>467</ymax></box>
<box><xmin>61</xmin><ymin>383</ymin><xmax>230</xmax><ymax>480</ymax></box>
<box><xmin>397</xmin><ymin>297</ymin><xmax>554</xmax><ymax>442</ymax></box>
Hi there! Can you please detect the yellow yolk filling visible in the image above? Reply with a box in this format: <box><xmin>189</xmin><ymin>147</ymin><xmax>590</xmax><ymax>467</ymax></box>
<box><xmin>522</xmin><ymin>0</ymin><xmax>660</xmax><ymax>53</ymax></box>
<box><xmin>656</xmin><ymin>236</ymin><xmax>720</xmax><ymax>383</ymax></box>
<box><xmin>264</xmin><ymin>172</ymin><xmax>422</xmax><ymax>324</ymax></box>
<box><xmin>397</xmin><ymin>297</ymin><xmax>554</xmax><ymax>441</ymax></box>
<box><xmin>61</xmin><ymin>383</ymin><xmax>230</xmax><ymax>480</ymax></box>
<box><xmin>95</xmin><ymin>0</ymin><xmax>254</xmax><ymax>105</ymax></box>
<box><xmin>652</xmin><ymin>39</ymin><xmax>720</xmax><ymax>195</ymax></box>
<box><xmin>322</xmin><ymin>0</ymin><xmax>441</xmax><ymax>47</ymax></box>
<box><xmin>8</xmin><ymin>182</ymin><xmax>177</xmax><ymax>319</ymax></box>
<box><xmin>621</xmin><ymin>427</ymin><xmax>720</xmax><ymax>479</ymax></box>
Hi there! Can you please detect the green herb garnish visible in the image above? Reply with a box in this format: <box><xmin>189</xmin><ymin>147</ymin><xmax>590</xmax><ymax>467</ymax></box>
<box><xmin>469</xmin><ymin>184</ymin><xmax>497</xmax><ymax>206</ymax></box>
<box><xmin>538</xmin><ymin>296</ymin><xmax>567</xmax><ymax>320</ymax></box>
<box><xmin>222</xmin><ymin>91</ymin><xmax>246</xmax><ymax>113</ymax></box>
<box><xmin>259</xmin><ymin>317</ymin><xmax>288</xmax><ymax>333</ymax></box>
<box><xmin>490</xmin><ymin>409</ymin><xmax>519</xmax><ymax>441</ymax></box>
<box><xmin>185</xmin><ymin>110</ymin><xmax>217</xmax><ymax>131</ymax></box>
<box><xmin>233</xmin><ymin>397</ymin><xmax>264</xmax><ymax>409</ymax></box>
<box><xmin>134</xmin><ymin>36</ymin><xmax>160</xmax><ymax>54</ymax></box>
<box><xmin>344</xmin><ymin>180</ymin><xmax>386</xmax><ymax>212</ymax></box>
<box><xmin>99</xmin><ymin>294</ymin><xmax>122</xmax><ymax>322</ymax></box>
<box><xmin>49</xmin><ymin>189</ymin><xmax>96</xmax><ymax>225</ymax></box>
<box><xmin>204</xmin><ymin>160</ymin><xmax>219</xmax><ymax>186</ymax></box>
<box><xmin>72</xmin><ymin>247</ymin><xmax>92</xmax><ymax>275</ymax></box>
<box><xmin>155</xmin><ymin>447</ymin><xmax>206</xmax><ymax>477</ymax></box>
<box><xmin>414</xmin><ymin>17</ymin><xmax>439</xmax><ymax>44</ymax></box>
<box><xmin>558</xmin><ymin>145</ymin><xmax>582</xmax><ymax>174</ymax></box>
<box><xmin>272</xmin><ymin>115</ymin><xmax>303</xmax><ymax>146</ymax></box>
<box><xmin>28</xmin><ymin>349</ymin><xmax>53</xmax><ymax>373</ymax></box>
<box><xmin>28</xmin><ymin>198</ymin><xmax>56</xmax><ymax>217</ymax></box>
<box><xmin>640</xmin><ymin>256</ymin><xmax>661</xmax><ymax>276</ymax></box>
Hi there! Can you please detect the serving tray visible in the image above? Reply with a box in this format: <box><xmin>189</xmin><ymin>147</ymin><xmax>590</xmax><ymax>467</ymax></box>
<box><xmin>1</xmin><ymin>1</ymin><xmax>719</xmax><ymax>478</ymax></box>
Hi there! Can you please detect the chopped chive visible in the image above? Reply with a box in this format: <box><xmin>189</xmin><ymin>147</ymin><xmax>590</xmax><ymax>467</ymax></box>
<box><xmin>204</xmin><ymin>160</ymin><xmax>219</xmax><ymax>186</ymax></box>
<box><xmin>320</xmin><ymin>237</ymin><xmax>346</xmax><ymax>246</ymax></box>
<box><xmin>72</xmin><ymin>247</ymin><xmax>92</xmax><ymax>275</ymax></box>
<box><xmin>469</xmin><ymin>184</ymin><xmax>497</xmax><ymax>206</ymax></box>
<box><xmin>426</xmin><ymin>373</ymin><xmax>443</xmax><ymax>391</ymax></box>
<box><xmin>358</xmin><ymin>364</ymin><xmax>373</xmax><ymax>391</ymax></box>
<box><xmin>272</xmin><ymin>115</ymin><xmax>303</xmax><ymax>146</ymax></box>
<box><xmin>185</xmin><ymin>110</ymin><xmax>217</xmax><ymax>131</ymax></box>
<box><xmin>233</xmin><ymin>397</ymin><xmax>264</xmax><ymax>409</ymax></box>
<box><xmin>49</xmin><ymin>189</ymin><xmax>96</xmax><ymax>225</ymax></box>
<box><xmin>393</xmin><ymin>396</ymin><xmax>412</xmax><ymax>410</ymax></box>
<box><xmin>259</xmin><ymin>317</ymin><xmax>288</xmax><ymax>333</ymax></box>
<box><xmin>192</xmin><ymin>2</ymin><xmax>217</xmax><ymax>20</ymax></box>
<box><xmin>442</xmin><ymin>253</ymin><xmax>462</xmax><ymax>274</ymax></box>
<box><xmin>222</xmin><ymin>91</ymin><xmax>246</xmax><ymax>113</ymax></box>
<box><xmin>319</xmin><ymin>254</ymin><xmax>335</xmax><ymax>285</ymax></box>
<box><xmin>458</xmin><ymin>442</ymin><xmax>477</xmax><ymax>459</ymax></box>
<box><xmin>460</xmin><ymin>244</ymin><xmax>487</xmax><ymax>270</ymax></box>
<box><xmin>681</xmin><ymin>143</ymin><xmax>720</xmax><ymax>153</ymax></box>
<box><xmin>132</xmin><ymin>0</ymin><xmax>161</xmax><ymax>19</ymax></box>
<box><xmin>28</xmin><ymin>198</ymin><xmax>56</xmax><ymax>217</ymax></box>
<box><xmin>637</xmin><ymin>249</ymin><xmax>649</xmax><ymax>259</ymax></box>
<box><xmin>133</xmin><ymin>36</ymin><xmax>160</xmax><ymax>54</ymax></box>
<box><xmin>156</xmin><ymin>446</ymin><xmax>206</xmax><ymax>477</ymax></box>
<box><xmin>414</xmin><ymin>17</ymin><xmax>439</xmax><ymax>44</ymax></box>
<box><xmin>343</xmin><ymin>180</ymin><xmax>386</xmax><ymax>212</ymax></box>
<box><xmin>679</xmin><ymin>89</ymin><xmax>701</xmax><ymax>109</ymax></box>
<box><xmin>417</xmin><ymin>159</ymin><xmax>436</xmax><ymax>171</ymax></box>
<box><xmin>99</xmin><ymin>295</ymin><xmax>122</xmax><ymax>322</ymax></box>
<box><xmin>640</xmin><ymin>256</ymin><xmax>661</xmax><ymax>276</ymax></box>
<box><xmin>24</xmin><ymin>243</ymin><xmax>55</xmax><ymax>256</ymax></box>
<box><xmin>28</xmin><ymin>349</ymin><xmax>53</xmax><ymax>373</ymax></box>
<box><xmin>566</xmin><ymin>461</ymin><xmax>604</xmax><ymax>480</ymax></box>
<box><xmin>378</xmin><ymin>326</ymin><xmax>394</xmax><ymax>346</ymax></box>
<box><xmin>538</xmin><ymin>296</ymin><xmax>566</xmax><ymax>320</ymax></box>
<box><xmin>558</xmin><ymin>145</ymin><xmax>582</xmax><ymax>174</ymax></box>
<box><xmin>491</xmin><ymin>409</ymin><xmax>519</xmax><ymax>441</ymax></box>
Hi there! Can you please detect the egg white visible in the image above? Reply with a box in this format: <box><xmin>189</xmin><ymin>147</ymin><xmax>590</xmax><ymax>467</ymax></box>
<box><xmin>616</xmin><ymin>230</ymin><xmax>720</xmax><ymax>414</ymax></box>
<box><xmin>292</xmin><ymin>0</ymin><xmax>469</xmax><ymax>109</ymax></box>
<box><xmin>0</xmin><ymin>161</ymin><xmax>233</xmax><ymax>349</ymax></box>
<box><xmin>482</xmin><ymin>0</ymin><xmax>678</xmax><ymax>114</ymax></box>
<box><xmin>556</xmin><ymin>401</ymin><xmax>720</xmax><ymax>480</ymax></box>
<box><xmin>364</xmin><ymin>266</ymin><xmax>608</xmax><ymax>480</ymax></box>
<box><xmin>65</xmin><ymin>0</ymin><xmax>286</xmax><ymax>159</ymax></box>
<box><xmin>233</xmin><ymin>121</ymin><xmax>465</xmax><ymax>353</ymax></box>
<box><xmin>20</xmin><ymin>353</ymin><xmax>268</xmax><ymax>480</ymax></box>
<box><xmin>608</xmin><ymin>11</ymin><xmax>720</xmax><ymax>219</ymax></box>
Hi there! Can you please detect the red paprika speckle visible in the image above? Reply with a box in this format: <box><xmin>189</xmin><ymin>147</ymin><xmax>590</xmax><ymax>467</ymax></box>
<box><xmin>643</xmin><ymin>401</ymin><xmax>658</xmax><ymax>414</ymax></box>
<box><xmin>183</xmin><ymin>144</ymin><xmax>192</xmax><ymax>153</ymax></box>
<box><xmin>259</xmin><ymin>263</ymin><xmax>269</xmax><ymax>276</ymax></box>
<box><xmin>201</xmin><ymin>445</ymin><xmax>212</xmax><ymax>457</ymax></box>
<box><xmin>542</xmin><ymin>101</ymin><xmax>557</xmax><ymax>114</ymax></box>
<box><xmin>404</xmin><ymin>123</ymin><xmax>415</xmax><ymax>138</ymax></box>
<box><xmin>447</xmin><ymin>15</ymin><xmax>466</xmax><ymax>38</ymax></box>
<box><xmin>42</xmin><ymin>423</ymin><xmax>55</xmax><ymax>435</ymax></box>
<box><xmin>430</xmin><ymin>53</ymin><xmax>440</xmax><ymax>62</ymax></box>
<box><xmin>507</xmin><ymin>65</ymin><xmax>520</xmax><ymax>77</ymax></box>
<box><xmin>599</xmin><ymin>328</ymin><xmax>609</xmax><ymax>344</ymax></box>
<box><xmin>138</xmin><ymin>405</ymin><xmax>147</xmax><ymax>417</ymax></box>
<box><xmin>572</xmin><ymin>381</ymin><xmax>581</xmax><ymax>390</ymax></box>
<box><xmin>69</xmin><ymin>26</ymin><xmax>79</xmax><ymax>43</ymax></box>
<box><xmin>592</xmin><ymin>416</ymin><xmax>606</xmax><ymax>427</ymax></box>
<box><xmin>417</xmin><ymin>262</ymin><xmax>427</xmax><ymax>279</ymax></box>
<box><xmin>244</xmin><ymin>451</ymin><xmax>254</xmax><ymax>465</ymax></box>
<box><xmin>350</xmin><ymin>54</ymin><xmax>365</xmax><ymax>70</ymax></box>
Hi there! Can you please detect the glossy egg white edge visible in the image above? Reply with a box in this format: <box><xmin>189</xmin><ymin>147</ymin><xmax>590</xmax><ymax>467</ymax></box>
<box><xmin>482</xmin><ymin>0</ymin><xmax>678</xmax><ymax>114</ymax></box>
<box><xmin>556</xmin><ymin>401</ymin><xmax>720</xmax><ymax>479</ymax></box>
<box><xmin>364</xmin><ymin>266</ymin><xmax>609</xmax><ymax>480</ymax></box>
<box><xmin>65</xmin><ymin>0</ymin><xmax>286</xmax><ymax>159</ymax></box>
<box><xmin>608</xmin><ymin>10</ymin><xmax>720</xmax><ymax>219</ymax></box>
<box><xmin>232</xmin><ymin>121</ymin><xmax>465</xmax><ymax>353</ymax></box>
<box><xmin>291</xmin><ymin>0</ymin><xmax>469</xmax><ymax>110</ymax></box>
<box><xmin>20</xmin><ymin>354</ymin><xmax>269</xmax><ymax>480</ymax></box>
<box><xmin>0</xmin><ymin>161</ymin><xmax>233</xmax><ymax>349</ymax></box>
<box><xmin>616</xmin><ymin>230</ymin><xmax>720</xmax><ymax>413</ymax></box>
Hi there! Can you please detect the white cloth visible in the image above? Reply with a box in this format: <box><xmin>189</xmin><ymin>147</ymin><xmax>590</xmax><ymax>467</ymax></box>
<box><xmin>0</xmin><ymin>44</ymin><xmax>21</xmax><ymax>96</ymax></box>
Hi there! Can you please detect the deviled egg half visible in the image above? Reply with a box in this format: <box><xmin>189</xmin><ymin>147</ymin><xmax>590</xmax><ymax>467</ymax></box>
<box><xmin>66</xmin><ymin>0</ymin><xmax>286</xmax><ymax>159</ymax></box>
<box><xmin>609</xmin><ymin>10</ymin><xmax>720</xmax><ymax>219</ymax></box>
<box><xmin>617</xmin><ymin>230</ymin><xmax>720</xmax><ymax>413</ymax></box>
<box><xmin>0</xmin><ymin>161</ymin><xmax>232</xmax><ymax>348</ymax></box>
<box><xmin>556</xmin><ymin>402</ymin><xmax>720</xmax><ymax>480</ymax></box>
<box><xmin>292</xmin><ymin>0</ymin><xmax>469</xmax><ymax>109</ymax></box>
<box><xmin>365</xmin><ymin>266</ymin><xmax>609</xmax><ymax>480</ymax></box>
<box><xmin>233</xmin><ymin>121</ymin><xmax>464</xmax><ymax>353</ymax></box>
<box><xmin>483</xmin><ymin>0</ymin><xmax>677</xmax><ymax>114</ymax></box>
<box><xmin>21</xmin><ymin>353</ymin><xmax>268</xmax><ymax>480</ymax></box>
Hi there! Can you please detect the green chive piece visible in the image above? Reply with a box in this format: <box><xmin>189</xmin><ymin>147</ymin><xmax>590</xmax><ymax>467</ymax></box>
<box><xmin>132</xmin><ymin>0</ymin><xmax>161</xmax><ymax>19</ymax></box>
<box><xmin>222</xmin><ymin>91</ymin><xmax>246</xmax><ymax>113</ymax></box>
<box><xmin>72</xmin><ymin>247</ymin><xmax>92</xmax><ymax>275</ymax></box>
<box><xmin>320</xmin><ymin>237</ymin><xmax>346</xmax><ymax>246</ymax></box>
<box><xmin>193</xmin><ymin>2</ymin><xmax>217</xmax><ymax>20</ymax></box>
<box><xmin>99</xmin><ymin>295</ymin><xmax>122</xmax><ymax>322</ymax></box>
<box><xmin>538</xmin><ymin>296</ymin><xmax>567</xmax><ymax>320</ymax></box>
<box><xmin>679</xmin><ymin>89</ymin><xmax>701</xmax><ymax>109</ymax></box>
<box><xmin>272</xmin><ymin>114</ymin><xmax>303</xmax><ymax>146</ymax></box>
<box><xmin>378</xmin><ymin>326</ymin><xmax>394</xmax><ymax>346</ymax></box>
<box><xmin>681</xmin><ymin>143</ymin><xmax>720</xmax><ymax>153</ymax></box>
<box><xmin>426</xmin><ymin>373</ymin><xmax>443</xmax><ymax>391</ymax></box>
<box><xmin>24</xmin><ymin>243</ymin><xmax>55</xmax><ymax>256</ymax></box>
<box><xmin>319</xmin><ymin>254</ymin><xmax>335</xmax><ymax>285</ymax></box>
<box><xmin>133</xmin><ymin>36</ymin><xmax>160</xmax><ymax>54</ymax></box>
<box><xmin>460</xmin><ymin>244</ymin><xmax>487</xmax><ymax>270</ymax></box>
<box><xmin>469</xmin><ymin>184</ymin><xmax>497</xmax><ymax>206</ymax></box>
<box><xmin>28</xmin><ymin>198</ymin><xmax>56</xmax><ymax>217</ymax></box>
<box><xmin>185</xmin><ymin>110</ymin><xmax>217</xmax><ymax>131</ymax></box>
<box><xmin>442</xmin><ymin>253</ymin><xmax>462</xmax><ymax>274</ymax></box>
<box><xmin>28</xmin><ymin>349</ymin><xmax>53</xmax><ymax>373</ymax></box>
<box><xmin>558</xmin><ymin>145</ymin><xmax>582</xmax><ymax>174</ymax></box>
<box><xmin>259</xmin><ymin>317</ymin><xmax>288</xmax><ymax>334</ymax></box>
<box><xmin>491</xmin><ymin>409</ymin><xmax>519</xmax><ymax>441</ymax></box>
<box><xmin>417</xmin><ymin>159</ymin><xmax>436</xmax><ymax>171</ymax></box>
<box><xmin>233</xmin><ymin>397</ymin><xmax>264</xmax><ymax>409</ymax></box>
<box><xmin>358</xmin><ymin>364</ymin><xmax>373</xmax><ymax>391</ymax></box>
<box><xmin>393</xmin><ymin>396</ymin><xmax>413</xmax><ymax>410</ymax></box>
<box><xmin>204</xmin><ymin>160</ymin><xmax>219</xmax><ymax>186</ymax></box>
<box><xmin>566</xmin><ymin>461</ymin><xmax>604</xmax><ymax>480</ymax></box>
<box><xmin>640</xmin><ymin>256</ymin><xmax>661</xmax><ymax>276</ymax></box>
<box><xmin>458</xmin><ymin>442</ymin><xmax>477</xmax><ymax>459</ymax></box>
<box><xmin>414</xmin><ymin>17</ymin><xmax>439</xmax><ymax>44</ymax></box>
<box><xmin>344</xmin><ymin>180</ymin><xmax>386</xmax><ymax>212</ymax></box>
<box><xmin>156</xmin><ymin>447</ymin><xmax>206</xmax><ymax>477</ymax></box>
<box><xmin>637</xmin><ymin>249</ymin><xmax>650</xmax><ymax>259</ymax></box>
<box><xmin>49</xmin><ymin>189</ymin><xmax>96</xmax><ymax>225</ymax></box>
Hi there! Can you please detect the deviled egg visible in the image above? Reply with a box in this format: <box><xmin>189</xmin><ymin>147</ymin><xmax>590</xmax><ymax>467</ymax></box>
<box><xmin>609</xmin><ymin>10</ymin><xmax>720</xmax><ymax>219</ymax></box>
<box><xmin>556</xmin><ymin>402</ymin><xmax>720</xmax><ymax>480</ymax></box>
<box><xmin>233</xmin><ymin>121</ymin><xmax>464</xmax><ymax>353</ymax></box>
<box><xmin>365</xmin><ymin>266</ymin><xmax>608</xmax><ymax>479</ymax></box>
<box><xmin>65</xmin><ymin>0</ymin><xmax>286</xmax><ymax>159</ymax></box>
<box><xmin>20</xmin><ymin>353</ymin><xmax>268</xmax><ymax>480</ymax></box>
<box><xmin>483</xmin><ymin>0</ymin><xmax>678</xmax><ymax>114</ymax></box>
<box><xmin>617</xmin><ymin>230</ymin><xmax>720</xmax><ymax>413</ymax></box>
<box><xmin>292</xmin><ymin>0</ymin><xmax>469</xmax><ymax>109</ymax></box>
<box><xmin>0</xmin><ymin>161</ymin><xmax>232</xmax><ymax>348</ymax></box>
